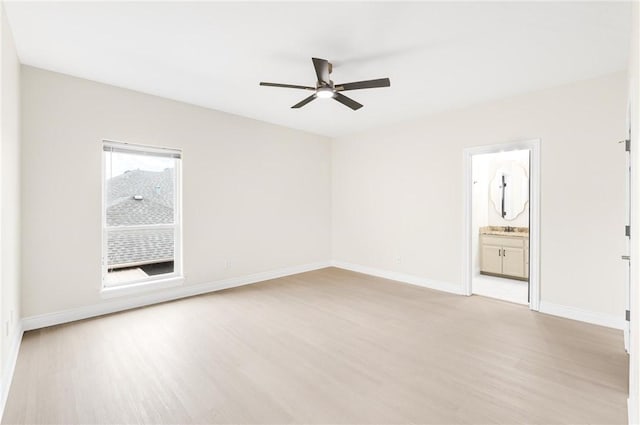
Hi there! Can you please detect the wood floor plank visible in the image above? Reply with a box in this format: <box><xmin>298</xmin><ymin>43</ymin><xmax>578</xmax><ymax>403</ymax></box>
<box><xmin>2</xmin><ymin>267</ymin><xmax>628</xmax><ymax>424</ymax></box>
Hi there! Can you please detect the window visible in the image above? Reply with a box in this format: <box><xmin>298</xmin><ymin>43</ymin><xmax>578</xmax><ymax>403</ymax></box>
<box><xmin>102</xmin><ymin>141</ymin><xmax>182</xmax><ymax>290</ymax></box>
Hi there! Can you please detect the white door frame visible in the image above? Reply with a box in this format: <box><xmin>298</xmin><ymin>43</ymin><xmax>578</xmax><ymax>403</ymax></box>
<box><xmin>462</xmin><ymin>139</ymin><xmax>541</xmax><ymax>311</ymax></box>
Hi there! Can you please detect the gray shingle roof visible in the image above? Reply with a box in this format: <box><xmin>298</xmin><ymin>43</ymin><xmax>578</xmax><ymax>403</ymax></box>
<box><xmin>107</xmin><ymin>169</ymin><xmax>174</xmax><ymax>226</ymax></box>
<box><xmin>107</xmin><ymin>198</ymin><xmax>173</xmax><ymax>227</ymax></box>
<box><xmin>106</xmin><ymin>169</ymin><xmax>175</xmax><ymax>268</ymax></box>
<box><xmin>108</xmin><ymin>228</ymin><xmax>174</xmax><ymax>268</ymax></box>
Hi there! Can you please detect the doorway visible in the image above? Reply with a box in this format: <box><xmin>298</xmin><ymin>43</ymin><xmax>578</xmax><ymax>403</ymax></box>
<box><xmin>463</xmin><ymin>139</ymin><xmax>541</xmax><ymax>310</ymax></box>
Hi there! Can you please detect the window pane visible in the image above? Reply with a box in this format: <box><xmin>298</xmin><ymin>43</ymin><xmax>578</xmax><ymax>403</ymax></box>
<box><xmin>105</xmin><ymin>227</ymin><xmax>175</xmax><ymax>287</ymax></box>
<box><xmin>105</xmin><ymin>151</ymin><xmax>175</xmax><ymax>226</ymax></box>
<box><xmin>103</xmin><ymin>144</ymin><xmax>180</xmax><ymax>288</ymax></box>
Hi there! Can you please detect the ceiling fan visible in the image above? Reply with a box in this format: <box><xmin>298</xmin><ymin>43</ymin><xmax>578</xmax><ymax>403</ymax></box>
<box><xmin>260</xmin><ymin>57</ymin><xmax>391</xmax><ymax>110</ymax></box>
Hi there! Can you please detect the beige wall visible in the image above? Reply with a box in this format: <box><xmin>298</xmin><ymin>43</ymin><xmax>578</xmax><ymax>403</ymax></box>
<box><xmin>18</xmin><ymin>64</ymin><xmax>630</xmax><ymax>324</ymax></box>
<box><xmin>20</xmin><ymin>66</ymin><xmax>332</xmax><ymax>317</ymax></box>
<box><xmin>332</xmin><ymin>72</ymin><xmax>628</xmax><ymax>318</ymax></box>
<box><xmin>0</xmin><ymin>3</ymin><xmax>21</xmax><ymax>401</ymax></box>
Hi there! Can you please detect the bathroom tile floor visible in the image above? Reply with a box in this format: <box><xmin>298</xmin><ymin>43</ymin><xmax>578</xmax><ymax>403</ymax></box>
<box><xmin>472</xmin><ymin>274</ymin><xmax>528</xmax><ymax>305</ymax></box>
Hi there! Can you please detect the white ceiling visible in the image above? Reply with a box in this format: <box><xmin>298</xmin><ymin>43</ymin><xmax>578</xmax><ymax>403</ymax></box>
<box><xmin>4</xmin><ymin>1</ymin><xmax>632</xmax><ymax>137</ymax></box>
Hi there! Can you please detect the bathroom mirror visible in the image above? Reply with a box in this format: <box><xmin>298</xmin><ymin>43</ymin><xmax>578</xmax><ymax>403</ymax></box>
<box><xmin>490</xmin><ymin>163</ymin><xmax>529</xmax><ymax>220</ymax></box>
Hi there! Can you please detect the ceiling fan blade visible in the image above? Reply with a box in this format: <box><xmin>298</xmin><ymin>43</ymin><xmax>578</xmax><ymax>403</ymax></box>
<box><xmin>312</xmin><ymin>57</ymin><xmax>330</xmax><ymax>84</ymax></box>
<box><xmin>291</xmin><ymin>94</ymin><xmax>317</xmax><ymax>109</ymax></box>
<box><xmin>260</xmin><ymin>82</ymin><xmax>315</xmax><ymax>90</ymax></box>
<box><xmin>335</xmin><ymin>78</ymin><xmax>391</xmax><ymax>91</ymax></box>
<box><xmin>333</xmin><ymin>93</ymin><xmax>363</xmax><ymax>110</ymax></box>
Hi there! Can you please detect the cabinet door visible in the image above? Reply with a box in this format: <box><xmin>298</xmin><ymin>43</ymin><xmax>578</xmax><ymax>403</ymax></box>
<box><xmin>481</xmin><ymin>245</ymin><xmax>503</xmax><ymax>274</ymax></box>
<box><xmin>502</xmin><ymin>247</ymin><xmax>525</xmax><ymax>277</ymax></box>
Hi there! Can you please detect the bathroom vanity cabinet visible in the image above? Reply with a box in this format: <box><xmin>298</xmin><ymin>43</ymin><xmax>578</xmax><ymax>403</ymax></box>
<box><xmin>480</xmin><ymin>232</ymin><xmax>529</xmax><ymax>280</ymax></box>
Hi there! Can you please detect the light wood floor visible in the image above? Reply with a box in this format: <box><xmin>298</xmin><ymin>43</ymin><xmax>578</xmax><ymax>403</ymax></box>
<box><xmin>3</xmin><ymin>268</ymin><xmax>628</xmax><ymax>424</ymax></box>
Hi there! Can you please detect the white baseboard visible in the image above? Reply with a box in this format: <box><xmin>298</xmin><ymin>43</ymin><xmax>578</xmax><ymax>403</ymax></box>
<box><xmin>22</xmin><ymin>261</ymin><xmax>330</xmax><ymax>331</ymax></box>
<box><xmin>331</xmin><ymin>260</ymin><xmax>465</xmax><ymax>295</ymax></box>
<box><xmin>629</xmin><ymin>396</ymin><xmax>639</xmax><ymax>425</ymax></box>
<box><xmin>331</xmin><ymin>261</ymin><xmax>624</xmax><ymax>331</ymax></box>
<box><xmin>0</xmin><ymin>322</ymin><xmax>23</xmax><ymax>422</ymax></box>
<box><xmin>539</xmin><ymin>301</ymin><xmax>624</xmax><ymax>330</ymax></box>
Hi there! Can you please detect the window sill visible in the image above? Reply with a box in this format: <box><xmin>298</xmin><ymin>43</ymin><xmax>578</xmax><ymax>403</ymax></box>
<box><xmin>100</xmin><ymin>276</ymin><xmax>184</xmax><ymax>299</ymax></box>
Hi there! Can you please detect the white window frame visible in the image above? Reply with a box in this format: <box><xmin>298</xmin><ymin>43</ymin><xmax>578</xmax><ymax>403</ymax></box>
<box><xmin>101</xmin><ymin>140</ymin><xmax>183</xmax><ymax>296</ymax></box>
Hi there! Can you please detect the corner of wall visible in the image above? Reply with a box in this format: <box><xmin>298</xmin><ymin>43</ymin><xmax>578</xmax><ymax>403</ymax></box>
<box><xmin>329</xmin><ymin>135</ymin><xmax>337</xmax><ymax>262</ymax></box>
<box><xmin>0</xmin><ymin>3</ymin><xmax>23</xmax><ymax>419</ymax></box>
<box><xmin>0</xmin><ymin>322</ymin><xmax>22</xmax><ymax>422</ymax></box>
